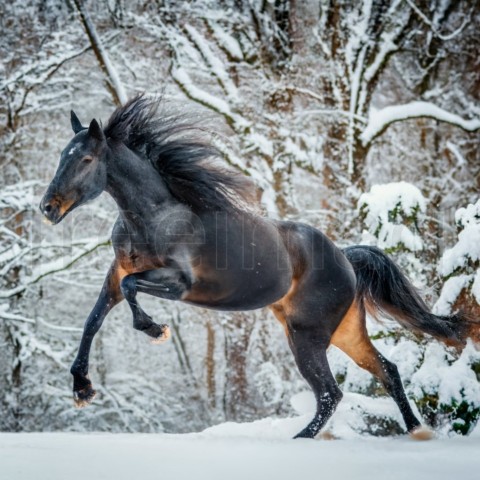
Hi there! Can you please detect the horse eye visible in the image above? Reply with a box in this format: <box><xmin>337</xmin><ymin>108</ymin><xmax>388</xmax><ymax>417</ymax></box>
<box><xmin>82</xmin><ymin>156</ymin><xmax>93</xmax><ymax>164</ymax></box>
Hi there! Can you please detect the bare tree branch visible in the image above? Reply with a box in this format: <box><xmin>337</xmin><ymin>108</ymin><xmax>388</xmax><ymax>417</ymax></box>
<box><xmin>72</xmin><ymin>0</ymin><xmax>127</xmax><ymax>105</ymax></box>
<box><xmin>361</xmin><ymin>101</ymin><xmax>480</xmax><ymax>145</ymax></box>
<box><xmin>405</xmin><ymin>0</ymin><xmax>474</xmax><ymax>41</ymax></box>
<box><xmin>0</xmin><ymin>236</ymin><xmax>110</xmax><ymax>299</ymax></box>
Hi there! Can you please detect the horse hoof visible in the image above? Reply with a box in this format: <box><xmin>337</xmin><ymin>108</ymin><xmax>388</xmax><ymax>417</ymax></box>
<box><xmin>150</xmin><ymin>324</ymin><xmax>171</xmax><ymax>344</ymax></box>
<box><xmin>293</xmin><ymin>428</ymin><xmax>316</xmax><ymax>439</ymax></box>
<box><xmin>73</xmin><ymin>386</ymin><xmax>97</xmax><ymax>408</ymax></box>
<box><xmin>318</xmin><ymin>431</ymin><xmax>338</xmax><ymax>441</ymax></box>
<box><xmin>409</xmin><ymin>425</ymin><xmax>434</xmax><ymax>441</ymax></box>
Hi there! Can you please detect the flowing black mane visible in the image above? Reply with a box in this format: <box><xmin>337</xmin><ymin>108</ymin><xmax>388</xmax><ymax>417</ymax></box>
<box><xmin>103</xmin><ymin>94</ymin><xmax>255</xmax><ymax>213</ymax></box>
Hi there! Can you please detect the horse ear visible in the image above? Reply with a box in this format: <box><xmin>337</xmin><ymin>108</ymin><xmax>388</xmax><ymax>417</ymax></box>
<box><xmin>70</xmin><ymin>110</ymin><xmax>84</xmax><ymax>134</ymax></box>
<box><xmin>87</xmin><ymin>118</ymin><xmax>105</xmax><ymax>142</ymax></box>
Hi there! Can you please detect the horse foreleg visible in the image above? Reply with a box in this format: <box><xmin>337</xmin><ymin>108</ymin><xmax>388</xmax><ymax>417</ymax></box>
<box><xmin>70</xmin><ymin>263</ymin><xmax>123</xmax><ymax>407</ymax></box>
<box><xmin>120</xmin><ymin>268</ymin><xmax>190</xmax><ymax>343</ymax></box>
<box><xmin>269</xmin><ymin>270</ymin><xmax>352</xmax><ymax>439</ymax></box>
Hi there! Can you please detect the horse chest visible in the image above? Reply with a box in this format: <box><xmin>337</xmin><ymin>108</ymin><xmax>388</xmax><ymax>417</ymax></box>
<box><xmin>112</xmin><ymin>224</ymin><xmax>164</xmax><ymax>273</ymax></box>
<box><xmin>114</xmin><ymin>243</ymin><xmax>160</xmax><ymax>274</ymax></box>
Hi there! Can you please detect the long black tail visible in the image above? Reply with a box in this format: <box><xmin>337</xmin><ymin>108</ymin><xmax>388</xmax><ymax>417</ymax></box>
<box><xmin>343</xmin><ymin>245</ymin><xmax>478</xmax><ymax>349</ymax></box>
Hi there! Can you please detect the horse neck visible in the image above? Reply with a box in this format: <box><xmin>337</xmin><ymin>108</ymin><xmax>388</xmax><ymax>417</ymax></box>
<box><xmin>105</xmin><ymin>142</ymin><xmax>174</xmax><ymax>220</ymax></box>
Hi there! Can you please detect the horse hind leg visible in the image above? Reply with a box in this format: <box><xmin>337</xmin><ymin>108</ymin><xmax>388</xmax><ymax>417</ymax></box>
<box><xmin>330</xmin><ymin>300</ymin><xmax>432</xmax><ymax>439</ymax></box>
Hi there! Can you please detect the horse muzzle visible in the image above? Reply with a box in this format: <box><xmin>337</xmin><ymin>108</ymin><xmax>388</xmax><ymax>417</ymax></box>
<box><xmin>39</xmin><ymin>194</ymin><xmax>72</xmax><ymax>225</ymax></box>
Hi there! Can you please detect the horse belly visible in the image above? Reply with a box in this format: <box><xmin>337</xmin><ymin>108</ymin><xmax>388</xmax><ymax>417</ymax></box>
<box><xmin>184</xmin><ymin>250</ymin><xmax>292</xmax><ymax>311</ymax></box>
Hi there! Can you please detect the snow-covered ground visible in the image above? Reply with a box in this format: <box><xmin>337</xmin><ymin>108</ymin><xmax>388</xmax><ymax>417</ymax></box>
<box><xmin>2</xmin><ymin>393</ymin><xmax>479</xmax><ymax>480</ymax></box>
<box><xmin>1</xmin><ymin>429</ymin><xmax>478</xmax><ymax>480</ymax></box>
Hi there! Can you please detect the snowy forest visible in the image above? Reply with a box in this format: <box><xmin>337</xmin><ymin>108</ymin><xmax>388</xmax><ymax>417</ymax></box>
<box><xmin>0</xmin><ymin>0</ymin><xmax>479</xmax><ymax>437</ymax></box>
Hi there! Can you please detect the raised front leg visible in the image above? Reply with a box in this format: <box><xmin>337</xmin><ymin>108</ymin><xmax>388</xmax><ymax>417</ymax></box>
<box><xmin>70</xmin><ymin>263</ymin><xmax>123</xmax><ymax>407</ymax></box>
<box><xmin>120</xmin><ymin>268</ymin><xmax>191</xmax><ymax>343</ymax></box>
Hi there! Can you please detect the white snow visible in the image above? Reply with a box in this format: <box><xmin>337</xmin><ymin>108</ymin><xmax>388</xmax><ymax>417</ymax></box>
<box><xmin>456</xmin><ymin>199</ymin><xmax>480</xmax><ymax>229</ymax></box>
<box><xmin>472</xmin><ymin>270</ymin><xmax>480</xmax><ymax>305</ymax></box>
<box><xmin>404</xmin><ymin>0</ymin><xmax>471</xmax><ymax>41</ymax></box>
<box><xmin>289</xmin><ymin>391</ymin><xmax>410</xmax><ymax>439</ymax></box>
<box><xmin>209</xmin><ymin>23</ymin><xmax>243</xmax><ymax>60</ymax></box>
<box><xmin>361</xmin><ymin>101</ymin><xmax>480</xmax><ymax>145</ymax></box>
<box><xmin>446</xmin><ymin>141</ymin><xmax>466</xmax><ymax>166</ymax></box>
<box><xmin>76</xmin><ymin>4</ymin><xmax>127</xmax><ymax>105</ymax></box>
<box><xmin>253</xmin><ymin>361</ymin><xmax>284</xmax><ymax>405</ymax></box>
<box><xmin>3</xmin><ymin>381</ymin><xmax>478</xmax><ymax>480</ymax></box>
<box><xmin>435</xmin><ymin>198</ymin><xmax>480</xmax><ymax>310</ymax></box>
<box><xmin>1</xmin><ymin>420</ymin><xmax>479</xmax><ymax>480</ymax></box>
<box><xmin>409</xmin><ymin>341</ymin><xmax>480</xmax><ymax>408</ymax></box>
<box><xmin>247</xmin><ymin>131</ymin><xmax>274</xmax><ymax>157</ymax></box>
<box><xmin>438</xmin><ymin>224</ymin><xmax>480</xmax><ymax>277</ymax></box>
<box><xmin>436</xmin><ymin>197</ymin><xmax>480</xmax><ymax>285</ymax></box>
<box><xmin>0</xmin><ymin>243</ymin><xmax>21</xmax><ymax>264</ymax></box>
<box><xmin>358</xmin><ymin>182</ymin><xmax>426</xmax><ymax>251</ymax></box>
<box><xmin>0</xmin><ymin>181</ymin><xmax>37</xmax><ymax>211</ymax></box>
<box><xmin>184</xmin><ymin>24</ymin><xmax>239</xmax><ymax>101</ymax></box>
<box><xmin>171</xmin><ymin>65</ymin><xmax>244</xmax><ymax>127</ymax></box>
<box><xmin>0</xmin><ymin>303</ymin><xmax>35</xmax><ymax>324</ymax></box>
<box><xmin>434</xmin><ymin>274</ymin><xmax>472</xmax><ymax>315</ymax></box>
<box><xmin>0</xmin><ymin>235</ymin><xmax>111</xmax><ymax>299</ymax></box>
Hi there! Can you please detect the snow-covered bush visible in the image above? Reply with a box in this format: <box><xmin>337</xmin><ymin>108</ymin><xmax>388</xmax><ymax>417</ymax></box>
<box><xmin>435</xmin><ymin>198</ymin><xmax>480</xmax><ymax>318</ymax></box>
<box><xmin>409</xmin><ymin>341</ymin><xmax>480</xmax><ymax>435</ymax></box>
<box><xmin>355</xmin><ymin>187</ymin><xmax>480</xmax><ymax>435</ymax></box>
<box><xmin>425</xmin><ymin>198</ymin><xmax>480</xmax><ymax>435</ymax></box>
<box><xmin>358</xmin><ymin>182</ymin><xmax>426</xmax><ymax>252</ymax></box>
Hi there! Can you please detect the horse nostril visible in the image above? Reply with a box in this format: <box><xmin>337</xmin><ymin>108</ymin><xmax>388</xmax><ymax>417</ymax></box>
<box><xmin>44</xmin><ymin>204</ymin><xmax>53</xmax><ymax>214</ymax></box>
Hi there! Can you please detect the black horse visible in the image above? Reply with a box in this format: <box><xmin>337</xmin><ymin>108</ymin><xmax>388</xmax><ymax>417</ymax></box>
<box><xmin>40</xmin><ymin>95</ymin><xmax>475</xmax><ymax>439</ymax></box>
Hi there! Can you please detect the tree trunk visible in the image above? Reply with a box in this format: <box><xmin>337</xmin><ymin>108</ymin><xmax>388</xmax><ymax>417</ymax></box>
<box><xmin>72</xmin><ymin>0</ymin><xmax>127</xmax><ymax>106</ymax></box>
<box><xmin>222</xmin><ymin>312</ymin><xmax>256</xmax><ymax>421</ymax></box>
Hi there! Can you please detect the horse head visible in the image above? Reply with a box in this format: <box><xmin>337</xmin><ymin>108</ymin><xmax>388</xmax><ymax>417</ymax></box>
<box><xmin>39</xmin><ymin>111</ymin><xmax>108</xmax><ymax>224</ymax></box>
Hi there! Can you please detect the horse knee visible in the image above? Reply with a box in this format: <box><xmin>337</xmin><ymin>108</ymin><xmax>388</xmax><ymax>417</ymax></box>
<box><xmin>120</xmin><ymin>275</ymin><xmax>136</xmax><ymax>300</ymax></box>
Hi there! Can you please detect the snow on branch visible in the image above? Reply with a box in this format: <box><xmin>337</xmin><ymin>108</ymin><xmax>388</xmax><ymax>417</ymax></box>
<box><xmin>405</xmin><ymin>0</ymin><xmax>473</xmax><ymax>41</ymax></box>
<box><xmin>361</xmin><ymin>101</ymin><xmax>480</xmax><ymax>145</ymax></box>
<box><xmin>0</xmin><ymin>46</ymin><xmax>90</xmax><ymax>94</ymax></box>
<box><xmin>73</xmin><ymin>0</ymin><xmax>127</xmax><ymax>105</ymax></box>
<box><xmin>358</xmin><ymin>182</ymin><xmax>426</xmax><ymax>252</ymax></box>
<box><xmin>0</xmin><ymin>305</ymin><xmax>35</xmax><ymax>324</ymax></box>
<box><xmin>434</xmin><ymin>199</ymin><xmax>480</xmax><ymax>315</ymax></box>
<box><xmin>171</xmin><ymin>64</ymin><xmax>248</xmax><ymax>130</ymax></box>
<box><xmin>0</xmin><ymin>235</ymin><xmax>111</xmax><ymax>299</ymax></box>
<box><xmin>209</xmin><ymin>22</ymin><xmax>243</xmax><ymax>60</ymax></box>
<box><xmin>285</xmin><ymin>86</ymin><xmax>367</xmax><ymax>122</ymax></box>
<box><xmin>438</xmin><ymin>200</ymin><xmax>480</xmax><ymax>278</ymax></box>
<box><xmin>184</xmin><ymin>25</ymin><xmax>239</xmax><ymax>101</ymax></box>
